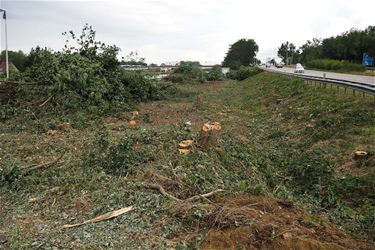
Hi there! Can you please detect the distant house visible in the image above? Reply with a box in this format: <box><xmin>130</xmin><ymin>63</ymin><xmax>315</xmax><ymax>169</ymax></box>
<box><xmin>221</xmin><ymin>67</ymin><xmax>230</xmax><ymax>74</ymax></box>
<box><xmin>0</xmin><ymin>62</ymin><xmax>19</xmax><ymax>73</ymax></box>
<box><xmin>200</xmin><ymin>65</ymin><xmax>230</xmax><ymax>74</ymax></box>
<box><xmin>191</xmin><ymin>61</ymin><xmax>201</xmax><ymax>68</ymax></box>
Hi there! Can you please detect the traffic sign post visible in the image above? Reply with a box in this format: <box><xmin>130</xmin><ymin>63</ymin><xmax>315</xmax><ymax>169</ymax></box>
<box><xmin>363</xmin><ymin>53</ymin><xmax>374</xmax><ymax>67</ymax></box>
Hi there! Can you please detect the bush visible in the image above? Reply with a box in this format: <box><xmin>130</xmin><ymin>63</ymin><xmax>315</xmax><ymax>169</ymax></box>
<box><xmin>0</xmin><ymin>157</ymin><xmax>21</xmax><ymax>186</ymax></box>
<box><xmin>307</xmin><ymin>59</ymin><xmax>365</xmax><ymax>72</ymax></box>
<box><xmin>206</xmin><ymin>65</ymin><xmax>225</xmax><ymax>81</ymax></box>
<box><xmin>228</xmin><ymin>66</ymin><xmax>262</xmax><ymax>80</ymax></box>
<box><xmin>168</xmin><ymin>73</ymin><xmax>186</xmax><ymax>83</ymax></box>
<box><xmin>21</xmin><ymin>24</ymin><xmax>164</xmax><ymax>113</ymax></box>
<box><xmin>167</xmin><ymin>62</ymin><xmax>206</xmax><ymax>83</ymax></box>
<box><xmin>87</xmin><ymin>130</ymin><xmax>162</xmax><ymax>175</ymax></box>
<box><xmin>100</xmin><ymin>136</ymin><xmax>154</xmax><ymax>175</ymax></box>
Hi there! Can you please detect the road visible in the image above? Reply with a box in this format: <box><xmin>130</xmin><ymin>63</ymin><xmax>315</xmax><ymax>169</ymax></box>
<box><xmin>260</xmin><ymin>66</ymin><xmax>375</xmax><ymax>86</ymax></box>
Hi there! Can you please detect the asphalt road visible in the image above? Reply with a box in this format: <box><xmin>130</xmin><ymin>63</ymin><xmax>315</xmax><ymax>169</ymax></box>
<box><xmin>260</xmin><ymin>66</ymin><xmax>375</xmax><ymax>86</ymax></box>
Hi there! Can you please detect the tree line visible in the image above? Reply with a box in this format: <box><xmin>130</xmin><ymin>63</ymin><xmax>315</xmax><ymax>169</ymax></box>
<box><xmin>0</xmin><ymin>47</ymin><xmax>147</xmax><ymax>73</ymax></box>
<box><xmin>277</xmin><ymin>26</ymin><xmax>375</xmax><ymax>65</ymax></box>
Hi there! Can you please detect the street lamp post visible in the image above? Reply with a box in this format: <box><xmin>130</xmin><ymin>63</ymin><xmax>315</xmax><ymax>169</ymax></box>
<box><xmin>0</xmin><ymin>9</ymin><xmax>8</xmax><ymax>79</ymax></box>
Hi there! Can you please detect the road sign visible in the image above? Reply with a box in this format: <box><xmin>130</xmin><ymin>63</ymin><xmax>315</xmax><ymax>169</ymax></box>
<box><xmin>363</xmin><ymin>53</ymin><xmax>374</xmax><ymax>66</ymax></box>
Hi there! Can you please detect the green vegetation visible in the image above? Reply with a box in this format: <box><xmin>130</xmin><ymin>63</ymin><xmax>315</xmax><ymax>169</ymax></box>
<box><xmin>167</xmin><ymin>61</ymin><xmax>207</xmax><ymax>83</ymax></box>
<box><xmin>206</xmin><ymin>65</ymin><xmax>225</xmax><ymax>81</ymax></box>
<box><xmin>222</xmin><ymin>73</ymin><xmax>375</xmax><ymax>239</ymax></box>
<box><xmin>1</xmin><ymin>50</ymin><xmax>28</xmax><ymax>72</ymax></box>
<box><xmin>120</xmin><ymin>51</ymin><xmax>147</xmax><ymax>66</ymax></box>
<box><xmin>227</xmin><ymin>66</ymin><xmax>262</xmax><ymax>80</ymax></box>
<box><xmin>1</xmin><ymin>71</ymin><xmax>374</xmax><ymax>248</ymax></box>
<box><xmin>277</xmin><ymin>41</ymin><xmax>300</xmax><ymax>65</ymax></box>
<box><xmin>168</xmin><ymin>62</ymin><xmax>228</xmax><ymax>83</ymax></box>
<box><xmin>307</xmin><ymin>59</ymin><xmax>366</xmax><ymax>72</ymax></box>
<box><xmin>278</xmin><ymin>26</ymin><xmax>375</xmax><ymax>69</ymax></box>
<box><xmin>223</xmin><ymin>38</ymin><xmax>259</xmax><ymax>69</ymax></box>
<box><xmin>0</xmin><ymin>25</ymin><xmax>173</xmax><ymax>129</ymax></box>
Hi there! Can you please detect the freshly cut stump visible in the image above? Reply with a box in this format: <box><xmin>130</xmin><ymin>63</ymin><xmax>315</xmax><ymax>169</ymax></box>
<box><xmin>353</xmin><ymin>151</ymin><xmax>368</xmax><ymax>160</ymax></box>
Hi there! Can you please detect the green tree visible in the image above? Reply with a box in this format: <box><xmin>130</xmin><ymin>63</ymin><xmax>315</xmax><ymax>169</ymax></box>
<box><xmin>320</xmin><ymin>26</ymin><xmax>375</xmax><ymax>63</ymax></box>
<box><xmin>223</xmin><ymin>39</ymin><xmax>259</xmax><ymax>69</ymax></box>
<box><xmin>299</xmin><ymin>38</ymin><xmax>322</xmax><ymax>63</ymax></box>
<box><xmin>277</xmin><ymin>42</ymin><xmax>300</xmax><ymax>64</ymax></box>
<box><xmin>120</xmin><ymin>51</ymin><xmax>147</xmax><ymax>66</ymax></box>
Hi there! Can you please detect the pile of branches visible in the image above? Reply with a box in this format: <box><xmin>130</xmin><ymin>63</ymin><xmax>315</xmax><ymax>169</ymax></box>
<box><xmin>2</xmin><ymin>24</ymin><xmax>170</xmax><ymax>116</ymax></box>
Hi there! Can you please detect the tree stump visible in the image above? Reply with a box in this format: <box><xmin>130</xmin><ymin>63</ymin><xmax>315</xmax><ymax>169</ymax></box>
<box><xmin>197</xmin><ymin>122</ymin><xmax>221</xmax><ymax>151</ymax></box>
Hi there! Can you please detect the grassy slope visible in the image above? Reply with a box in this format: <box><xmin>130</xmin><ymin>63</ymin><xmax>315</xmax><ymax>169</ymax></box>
<box><xmin>0</xmin><ymin>72</ymin><xmax>374</xmax><ymax>248</ymax></box>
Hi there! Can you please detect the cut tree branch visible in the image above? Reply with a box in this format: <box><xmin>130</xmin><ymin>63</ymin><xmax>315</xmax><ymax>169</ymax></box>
<box><xmin>146</xmin><ymin>183</ymin><xmax>181</xmax><ymax>202</ymax></box>
<box><xmin>24</xmin><ymin>152</ymin><xmax>65</xmax><ymax>173</ymax></box>
<box><xmin>185</xmin><ymin>189</ymin><xmax>224</xmax><ymax>202</ymax></box>
<box><xmin>39</xmin><ymin>96</ymin><xmax>52</xmax><ymax>107</ymax></box>
<box><xmin>144</xmin><ymin>183</ymin><xmax>224</xmax><ymax>203</ymax></box>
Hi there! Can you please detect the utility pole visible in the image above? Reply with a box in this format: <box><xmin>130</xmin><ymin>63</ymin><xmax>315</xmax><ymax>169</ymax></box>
<box><xmin>285</xmin><ymin>42</ymin><xmax>288</xmax><ymax>66</ymax></box>
<box><xmin>0</xmin><ymin>9</ymin><xmax>8</xmax><ymax>79</ymax></box>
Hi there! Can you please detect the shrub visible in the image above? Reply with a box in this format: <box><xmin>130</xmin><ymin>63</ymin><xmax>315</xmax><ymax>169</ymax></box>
<box><xmin>20</xmin><ymin>24</ymin><xmax>164</xmax><ymax>114</ymax></box>
<box><xmin>206</xmin><ymin>65</ymin><xmax>225</xmax><ymax>81</ymax></box>
<box><xmin>306</xmin><ymin>59</ymin><xmax>365</xmax><ymax>72</ymax></box>
<box><xmin>228</xmin><ymin>66</ymin><xmax>262</xmax><ymax>80</ymax></box>
<box><xmin>167</xmin><ymin>62</ymin><xmax>206</xmax><ymax>83</ymax></box>
<box><xmin>0</xmin><ymin>157</ymin><xmax>21</xmax><ymax>186</ymax></box>
<box><xmin>101</xmin><ymin>136</ymin><xmax>154</xmax><ymax>175</ymax></box>
<box><xmin>87</xmin><ymin>130</ymin><xmax>162</xmax><ymax>175</ymax></box>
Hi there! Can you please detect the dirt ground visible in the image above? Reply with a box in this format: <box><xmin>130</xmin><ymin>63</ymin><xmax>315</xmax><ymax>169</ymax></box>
<box><xmin>199</xmin><ymin>195</ymin><xmax>373</xmax><ymax>250</ymax></box>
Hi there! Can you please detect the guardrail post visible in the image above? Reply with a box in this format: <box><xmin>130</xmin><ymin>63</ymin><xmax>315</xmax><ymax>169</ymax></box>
<box><xmin>353</xmin><ymin>89</ymin><xmax>355</xmax><ymax>96</ymax></box>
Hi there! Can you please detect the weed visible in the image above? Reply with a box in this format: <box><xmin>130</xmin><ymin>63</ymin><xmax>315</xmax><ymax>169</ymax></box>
<box><xmin>0</xmin><ymin>156</ymin><xmax>21</xmax><ymax>187</ymax></box>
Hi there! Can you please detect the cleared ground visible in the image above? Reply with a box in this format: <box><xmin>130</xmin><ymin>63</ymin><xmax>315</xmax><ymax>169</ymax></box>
<box><xmin>1</xmin><ymin>72</ymin><xmax>375</xmax><ymax>249</ymax></box>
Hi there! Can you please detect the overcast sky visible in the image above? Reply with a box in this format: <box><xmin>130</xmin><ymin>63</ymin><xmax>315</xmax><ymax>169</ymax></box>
<box><xmin>0</xmin><ymin>0</ymin><xmax>374</xmax><ymax>64</ymax></box>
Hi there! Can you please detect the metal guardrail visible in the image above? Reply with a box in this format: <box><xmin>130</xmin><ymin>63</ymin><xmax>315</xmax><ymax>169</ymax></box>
<box><xmin>262</xmin><ymin>67</ymin><xmax>375</xmax><ymax>96</ymax></box>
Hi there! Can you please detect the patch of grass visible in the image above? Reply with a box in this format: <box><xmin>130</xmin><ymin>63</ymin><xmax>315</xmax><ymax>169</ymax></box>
<box><xmin>219</xmin><ymin>72</ymin><xmax>375</xmax><ymax>239</ymax></box>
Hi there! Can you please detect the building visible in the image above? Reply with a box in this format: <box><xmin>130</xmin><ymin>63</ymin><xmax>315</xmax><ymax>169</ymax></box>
<box><xmin>0</xmin><ymin>62</ymin><xmax>18</xmax><ymax>73</ymax></box>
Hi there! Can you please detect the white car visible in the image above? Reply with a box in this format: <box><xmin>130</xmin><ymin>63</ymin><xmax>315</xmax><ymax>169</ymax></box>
<box><xmin>294</xmin><ymin>63</ymin><xmax>304</xmax><ymax>73</ymax></box>
<box><xmin>265</xmin><ymin>62</ymin><xmax>271</xmax><ymax>68</ymax></box>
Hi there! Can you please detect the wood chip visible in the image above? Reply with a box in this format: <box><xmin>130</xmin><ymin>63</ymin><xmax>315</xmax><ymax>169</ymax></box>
<box><xmin>47</xmin><ymin>130</ymin><xmax>57</xmax><ymax>136</ymax></box>
<box><xmin>202</xmin><ymin>122</ymin><xmax>221</xmax><ymax>132</ymax></box>
<box><xmin>128</xmin><ymin>120</ymin><xmax>137</xmax><ymax>126</ymax></box>
<box><xmin>179</xmin><ymin>149</ymin><xmax>191</xmax><ymax>155</ymax></box>
<box><xmin>178</xmin><ymin>140</ymin><xmax>194</xmax><ymax>148</ymax></box>
<box><xmin>28</xmin><ymin>197</ymin><xmax>38</xmax><ymax>203</ymax></box>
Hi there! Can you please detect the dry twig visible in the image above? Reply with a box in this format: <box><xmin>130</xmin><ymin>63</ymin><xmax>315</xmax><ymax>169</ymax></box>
<box><xmin>146</xmin><ymin>183</ymin><xmax>182</xmax><ymax>202</ymax></box>
<box><xmin>39</xmin><ymin>96</ymin><xmax>52</xmax><ymax>107</ymax></box>
<box><xmin>24</xmin><ymin>152</ymin><xmax>65</xmax><ymax>172</ymax></box>
<box><xmin>144</xmin><ymin>183</ymin><xmax>224</xmax><ymax>203</ymax></box>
